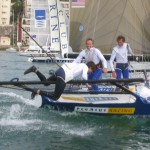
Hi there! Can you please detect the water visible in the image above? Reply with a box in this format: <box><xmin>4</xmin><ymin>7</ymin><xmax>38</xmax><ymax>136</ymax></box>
<box><xmin>0</xmin><ymin>51</ymin><xmax>150</xmax><ymax>150</ymax></box>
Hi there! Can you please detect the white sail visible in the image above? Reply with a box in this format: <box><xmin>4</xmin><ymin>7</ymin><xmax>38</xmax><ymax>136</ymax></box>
<box><xmin>29</xmin><ymin>0</ymin><xmax>51</xmax><ymax>51</ymax></box>
<box><xmin>70</xmin><ymin>0</ymin><xmax>150</xmax><ymax>54</ymax></box>
<box><xmin>57</xmin><ymin>0</ymin><xmax>69</xmax><ymax>57</ymax></box>
<box><xmin>48</xmin><ymin>0</ymin><xmax>60</xmax><ymax>52</ymax></box>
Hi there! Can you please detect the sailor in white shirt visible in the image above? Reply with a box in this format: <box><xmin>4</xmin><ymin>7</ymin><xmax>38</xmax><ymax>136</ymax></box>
<box><xmin>24</xmin><ymin>62</ymin><xmax>96</xmax><ymax>100</ymax></box>
<box><xmin>110</xmin><ymin>35</ymin><xmax>133</xmax><ymax>79</ymax></box>
<box><xmin>74</xmin><ymin>38</ymin><xmax>108</xmax><ymax>90</ymax></box>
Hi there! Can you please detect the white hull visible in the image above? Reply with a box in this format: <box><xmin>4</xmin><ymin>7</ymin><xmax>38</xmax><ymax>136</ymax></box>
<box><xmin>19</xmin><ymin>50</ymin><xmax>57</xmax><ymax>57</ymax></box>
<box><xmin>28</xmin><ymin>56</ymin><xmax>75</xmax><ymax>63</ymax></box>
<box><xmin>19</xmin><ymin>52</ymin><xmax>48</xmax><ymax>57</ymax></box>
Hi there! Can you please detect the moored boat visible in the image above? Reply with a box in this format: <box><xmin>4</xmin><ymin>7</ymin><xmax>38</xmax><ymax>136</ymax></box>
<box><xmin>28</xmin><ymin>56</ymin><xmax>75</xmax><ymax>63</ymax></box>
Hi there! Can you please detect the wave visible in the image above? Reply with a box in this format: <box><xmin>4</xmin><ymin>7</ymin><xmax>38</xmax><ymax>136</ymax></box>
<box><xmin>0</xmin><ymin>118</ymin><xmax>42</xmax><ymax>127</ymax></box>
<box><xmin>0</xmin><ymin>92</ymin><xmax>42</xmax><ymax>107</ymax></box>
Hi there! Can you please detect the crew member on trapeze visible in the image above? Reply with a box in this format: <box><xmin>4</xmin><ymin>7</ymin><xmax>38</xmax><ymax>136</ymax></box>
<box><xmin>110</xmin><ymin>35</ymin><xmax>134</xmax><ymax>79</ymax></box>
<box><xmin>24</xmin><ymin>62</ymin><xmax>96</xmax><ymax>100</ymax></box>
<box><xmin>73</xmin><ymin>38</ymin><xmax>108</xmax><ymax>90</ymax></box>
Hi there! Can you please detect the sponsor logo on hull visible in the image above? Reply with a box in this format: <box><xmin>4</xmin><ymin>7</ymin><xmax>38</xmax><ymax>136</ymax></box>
<box><xmin>75</xmin><ymin>107</ymin><xmax>135</xmax><ymax>114</ymax></box>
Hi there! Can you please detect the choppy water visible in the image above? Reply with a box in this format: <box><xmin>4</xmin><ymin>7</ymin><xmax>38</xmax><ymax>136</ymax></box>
<box><xmin>0</xmin><ymin>51</ymin><xmax>150</xmax><ymax>150</ymax></box>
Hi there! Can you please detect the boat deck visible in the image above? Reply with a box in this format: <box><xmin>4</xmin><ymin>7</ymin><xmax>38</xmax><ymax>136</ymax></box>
<box><xmin>58</xmin><ymin>94</ymin><xmax>136</xmax><ymax>104</ymax></box>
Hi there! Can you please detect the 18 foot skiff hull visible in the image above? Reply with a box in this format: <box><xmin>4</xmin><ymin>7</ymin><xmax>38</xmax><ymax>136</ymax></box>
<box><xmin>34</xmin><ymin>93</ymin><xmax>150</xmax><ymax>116</ymax></box>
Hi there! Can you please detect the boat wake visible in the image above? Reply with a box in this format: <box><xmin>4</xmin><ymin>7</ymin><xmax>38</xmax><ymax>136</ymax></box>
<box><xmin>46</xmin><ymin>122</ymin><xmax>95</xmax><ymax>137</ymax></box>
<box><xmin>60</xmin><ymin>111</ymin><xmax>79</xmax><ymax>117</ymax></box>
<box><xmin>0</xmin><ymin>92</ymin><xmax>44</xmax><ymax>129</ymax></box>
<box><xmin>0</xmin><ymin>103</ymin><xmax>44</xmax><ymax>130</ymax></box>
<box><xmin>0</xmin><ymin>118</ymin><xmax>43</xmax><ymax>127</ymax></box>
<box><xmin>64</xmin><ymin>127</ymin><xmax>94</xmax><ymax>136</ymax></box>
<box><xmin>0</xmin><ymin>92</ymin><xmax>95</xmax><ymax>137</ymax></box>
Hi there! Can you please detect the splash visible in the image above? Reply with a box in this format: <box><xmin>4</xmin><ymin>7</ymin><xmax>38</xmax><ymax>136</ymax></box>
<box><xmin>46</xmin><ymin>122</ymin><xmax>95</xmax><ymax>137</ymax></box>
<box><xmin>9</xmin><ymin>104</ymin><xmax>22</xmax><ymax>119</ymax></box>
<box><xmin>0</xmin><ymin>92</ymin><xmax>42</xmax><ymax>107</ymax></box>
<box><xmin>64</xmin><ymin>127</ymin><xmax>94</xmax><ymax>136</ymax></box>
<box><xmin>0</xmin><ymin>118</ymin><xmax>43</xmax><ymax>127</ymax></box>
<box><xmin>60</xmin><ymin>111</ymin><xmax>78</xmax><ymax>117</ymax></box>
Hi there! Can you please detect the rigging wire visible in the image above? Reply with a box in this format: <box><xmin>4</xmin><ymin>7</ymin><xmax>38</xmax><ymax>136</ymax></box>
<box><xmin>18</xmin><ymin>26</ymin><xmax>61</xmax><ymax>68</ymax></box>
<box><xmin>0</xmin><ymin>85</ymin><xmax>25</xmax><ymax>91</ymax></box>
<box><xmin>85</xmin><ymin>0</ymin><xmax>94</xmax><ymax>40</ymax></box>
<box><xmin>92</xmin><ymin>0</ymin><xmax>101</xmax><ymax>40</ymax></box>
<box><xmin>141</xmin><ymin>0</ymin><xmax>150</xmax><ymax>63</ymax></box>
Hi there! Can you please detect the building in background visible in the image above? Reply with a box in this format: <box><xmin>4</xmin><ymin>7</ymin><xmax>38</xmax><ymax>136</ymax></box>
<box><xmin>0</xmin><ymin>0</ymin><xmax>11</xmax><ymax>25</ymax></box>
<box><xmin>0</xmin><ymin>0</ymin><xmax>11</xmax><ymax>47</ymax></box>
<box><xmin>70</xmin><ymin>0</ymin><xmax>150</xmax><ymax>54</ymax></box>
<box><xmin>21</xmin><ymin>0</ymin><xmax>31</xmax><ymax>46</ymax></box>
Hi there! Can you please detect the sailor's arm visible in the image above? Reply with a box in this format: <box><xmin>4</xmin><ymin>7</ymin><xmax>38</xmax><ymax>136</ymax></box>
<box><xmin>96</xmin><ymin>49</ymin><xmax>108</xmax><ymax>73</ymax></box>
<box><xmin>109</xmin><ymin>50</ymin><xmax>117</xmax><ymax>78</ymax></box>
<box><xmin>82</xmin><ymin>66</ymin><xmax>91</xmax><ymax>88</ymax></box>
<box><xmin>73</xmin><ymin>50</ymin><xmax>85</xmax><ymax>63</ymax></box>
<box><xmin>82</xmin><ymin>66</ymin><xmax>88</xmax><ymax>80</ymax></box>
<box><xmin>127</xmin><ymin>44</ymin><xmax>134</xmax><ymax>55</ymax></box>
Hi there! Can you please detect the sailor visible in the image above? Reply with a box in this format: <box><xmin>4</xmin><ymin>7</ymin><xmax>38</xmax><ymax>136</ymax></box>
<box><xmin>24</xmin><ymin>61</ymin><xmax>96</xmax><ymax>100</ymax></box>
<box><xmin>74</xmin><ymin>38</ymin><xmax>108</xmax><ymax>90</ymax></box>
<box><xmin>110</xmin><ymin>35</ymin><xmax>134</xmax><ymax>79</ymax></box>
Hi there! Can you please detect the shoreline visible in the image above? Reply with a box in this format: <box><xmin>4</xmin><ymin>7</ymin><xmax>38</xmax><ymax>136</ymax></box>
<box><xmin>0</xmin><ymin>46</ymin><xmax>28</xmax><ymax>51</ymax></box>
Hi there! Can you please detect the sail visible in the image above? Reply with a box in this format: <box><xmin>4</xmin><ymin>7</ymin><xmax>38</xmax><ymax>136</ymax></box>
<box><xmin>60</xmin><ymin>0</ymin><xmax>70</xmax><ymax>46</ymax></box>
<box><xmin>29</xmin><ymin>0</ymin><xmax>50</xmax><ymax>51</ymax></box>
<box><xmin>70</xmin><ymin>0</ymin><xmax>150</xmax><ymax>54</ymax></box>
<box><xmin>57</xmin><ymin>0</ymin><xmax>69</xmax><ymax>57</ymax></box>
<box><xmin>48</xmin><ymin>0</ymin><xmax>61</xmax><ymax>52</ymax></box>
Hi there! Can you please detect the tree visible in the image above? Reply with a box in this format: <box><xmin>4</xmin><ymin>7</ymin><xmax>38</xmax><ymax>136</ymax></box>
<box><xmin>10</xmin><ymin>0</ymin><xmax>24</xmax><ymax>44</ymax></box>
<box><xmin>11</xmin><ymin>0</ymin><xmax>24</xmax><ymax>23</ymax></box>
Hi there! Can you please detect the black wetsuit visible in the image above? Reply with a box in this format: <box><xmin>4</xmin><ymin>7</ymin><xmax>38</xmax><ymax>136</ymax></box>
<box><xmin>35</xmin><ymin>67</ymin><xmax>66</xmax><ymax>100</ymax></box>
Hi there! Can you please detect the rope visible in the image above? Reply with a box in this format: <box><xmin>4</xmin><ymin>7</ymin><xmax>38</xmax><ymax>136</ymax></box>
<box><xmin>93</xmin><ymin>0</ymin><xmax>101</xmax><ymax>39</ymax></box>
<box><xmin>0</xmin><ymin>85</ymin><xmax>25</xmax><ymax>91</ymax></box>
<box><xmin>18</xmin><ymin>24</ymin><xmax>61</xmax><ymax>68</ymax></box>
<box><xmin>85</xmin><ymin>0</ymin><xmax>94</xmax><ymax>39</ymax></box>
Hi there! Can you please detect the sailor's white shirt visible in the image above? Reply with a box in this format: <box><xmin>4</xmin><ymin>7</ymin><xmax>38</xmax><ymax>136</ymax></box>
<box><xmin>61</xmin><ymin>63</ymin><xmax>88</xmax><ymax>82</ymax></box>
<box><xmin>73</xmin><ymin>47</ymin><xmax>107</xmax><ymax>68</ymax></box>
<box><xmin>109</xmin><ymin>43</ymin><xmax>133</xmax><ymax>71</ymax></box>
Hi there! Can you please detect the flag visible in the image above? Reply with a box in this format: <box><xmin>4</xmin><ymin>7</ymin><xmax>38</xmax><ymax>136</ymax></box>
<box><xmin>72</xmin><ymin>0</ymin><xmax>85</xmax><ymax>8</ymax></box>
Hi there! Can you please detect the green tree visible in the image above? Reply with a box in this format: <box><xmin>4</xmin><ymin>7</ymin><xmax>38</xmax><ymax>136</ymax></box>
<box><xmin>10</xmin><ymin>0</ymin><xmax>24</xmax><ymax>23</ymax></box>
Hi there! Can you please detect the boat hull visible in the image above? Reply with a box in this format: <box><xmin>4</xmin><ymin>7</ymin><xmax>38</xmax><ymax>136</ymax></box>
<box><xmin>28</xmin><ymin>57</ymin><xmax>75</xmax><ymax>63</ymax></box>
<box><xmin>38</xmin><ymin>94</ymin><xmax>150</xmax><ymax>116</ymax></box>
